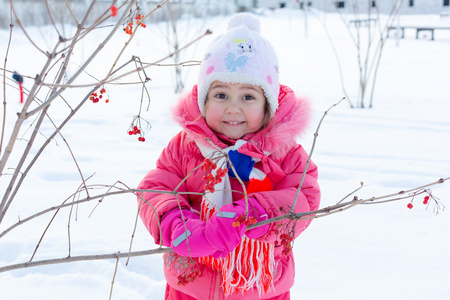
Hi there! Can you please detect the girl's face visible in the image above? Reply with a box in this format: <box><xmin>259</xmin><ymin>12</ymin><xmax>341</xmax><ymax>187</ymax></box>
<box><xmin>205</xmin><ymin>81</ymin><xmax>266</xmax><ymax>140</ymax></box>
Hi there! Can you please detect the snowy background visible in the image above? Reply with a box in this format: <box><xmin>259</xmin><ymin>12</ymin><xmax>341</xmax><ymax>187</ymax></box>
<box><xmin>1</xmin><ymin>7</ymin><xmax>450</xmax><ymax>300</ymax></box>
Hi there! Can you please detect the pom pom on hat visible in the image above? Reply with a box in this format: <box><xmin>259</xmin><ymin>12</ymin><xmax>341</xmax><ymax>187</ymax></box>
<box><xmin>197</xmin><ymin>13</ymin><xmax>279</xmax><ymax>116</ymax></box>
<box><xmin>227</xmin><ymin>13</ymin><xmax>261</xmax><ymax>32</ymax></box>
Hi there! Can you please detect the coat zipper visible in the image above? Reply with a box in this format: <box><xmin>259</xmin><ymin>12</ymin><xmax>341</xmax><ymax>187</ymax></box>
<box><xmin>210</xmin><ymin>270</ymin><xmax>221</xmax><ymax>300</ymax></box>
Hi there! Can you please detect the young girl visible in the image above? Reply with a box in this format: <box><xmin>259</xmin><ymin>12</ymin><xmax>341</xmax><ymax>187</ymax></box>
<box><xmin>138</xmin><ymin>13</ymin><xmax>320</xmax><ymax>300</ymax></box>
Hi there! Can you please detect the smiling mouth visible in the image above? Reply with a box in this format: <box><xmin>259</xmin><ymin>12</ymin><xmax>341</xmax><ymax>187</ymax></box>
<box><xmin>224</xmin><ymin>121</ymin><xmax>244</xmax><ymax>125</ymax></box>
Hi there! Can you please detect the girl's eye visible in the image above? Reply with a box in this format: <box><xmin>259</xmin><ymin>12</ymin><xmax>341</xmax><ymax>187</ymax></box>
<box><xmin>215</xmin><ymin>93</ymin><xmax>227</xmax><ymax>100</ymax></box>
<box><xmin>243</xmin><ymin>95</ymin><xmax>255</xmax><ymax>101</ymax></box>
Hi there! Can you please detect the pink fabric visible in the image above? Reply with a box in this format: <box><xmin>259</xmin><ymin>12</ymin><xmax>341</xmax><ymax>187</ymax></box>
<box><xmin>160</xmin><ymin>209</ymin><xmax>224</xmax><ymax>258</ymax></box>
<box><xmin>138</xmin><ymin>84</ymin><xmax>320</xmax><ymax>299</ymax></box>
<box><xmin>205</xmin><ymin>203</ymin><xmax>247</xmax><ymax>256</ymax></box>
<box><xmin>215</xmin><ymin>197</ymin><xmax>269</xmax><ymax>239</ymax></box>
<box><xmin>165</xmin><ymin>283</ymin><xmax>290</xmax><ymax>300</ymax></box>
<box><xmin>242</xmin><ymin>197</ymin><xmax>270</xmax><ymax>239</ymax></box>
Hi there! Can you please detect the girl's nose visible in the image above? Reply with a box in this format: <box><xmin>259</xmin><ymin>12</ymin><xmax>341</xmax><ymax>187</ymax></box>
<box><xmin>225</xmin><ymin>100</ymin><xmax>241</xmax><ymax>114</ymax></box>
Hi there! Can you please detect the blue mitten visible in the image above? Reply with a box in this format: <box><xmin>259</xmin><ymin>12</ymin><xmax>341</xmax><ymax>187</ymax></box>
<box><xmin>227</xmin><ymin>150</ymin><xmax>255</xmax><ymax>182</ymax></box>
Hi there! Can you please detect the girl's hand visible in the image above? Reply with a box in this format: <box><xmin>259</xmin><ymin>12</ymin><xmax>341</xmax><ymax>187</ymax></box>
<box><xmin>205</xmin><ymin>198</ymin><xmax>269</xmax><ymax>252</ymax></box>
<box><xmin>160</xmin><ymin>209</ymin><xmax>225</xmax><ymax>258</ymax></box>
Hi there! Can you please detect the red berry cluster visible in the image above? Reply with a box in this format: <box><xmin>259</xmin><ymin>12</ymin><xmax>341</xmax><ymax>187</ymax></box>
<box><xmin>124</xmin><ymin>13</ymin><xmax>146</xmax><ymax>35</ymax></box>
<box><xmin>279</xmin><ymin>233</ymin><xmax>294</xmax><ymax>256</ymax></box>
<box><xmin>128</xmin><ymin>116</ymin><xmax>151</xmax><ymax>143</ymax></box>
<box><xmin>232</xmin><ymin>214</ymin><xmax>257</xmax><ymax>228</ymax></box>
<box><xmin>274</xmin><ymin>212</ymin><xmax>295</xmax><ymax>256</ymax></box>
<box><xmin>177</xmin><ymin>269</ymin><xmax>201</xmax><ymax>286</ymax></box>
<box><xmin>202</xmin><ymin>158</ymin><xmax>216</xmax><ymax>171</ymax></box>
<box><xmin>89</xmin><ymin>87</ymin><xmax>109</xmax><ymax>103</ymax></box>
<box><xmin>275</xmin><ymin>223</ymin><xmax>294</xmax><ymax>255</ymax></box>
<box><xmin>128</xmin><ymin>125</ymin><xmax>145</xmax><ymax>142</ymax></box>
<box><xmin>202</xmin><ymin>158</ymin><xmax>227</xmax><ymax>193</ymax></box>
<box><xmin>407</xmin><ymin>195</ymin><xmax>430</xmax><ymax>209</ymax></box>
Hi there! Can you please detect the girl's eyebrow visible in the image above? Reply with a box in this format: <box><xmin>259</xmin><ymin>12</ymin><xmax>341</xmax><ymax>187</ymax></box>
<box><xmin>239</xmin><ymin>85</ymin><xmax>260</xmax><ymax>92</ymax></box>
<box><xmin>210</xmin><ymin>83</ymin><xmax>229</xmax><ymax>90</ymax></box>
<box><xmin>210</xmin><ymin>84</ymin><xmax>260</xmax><ymax>93</ymax></box>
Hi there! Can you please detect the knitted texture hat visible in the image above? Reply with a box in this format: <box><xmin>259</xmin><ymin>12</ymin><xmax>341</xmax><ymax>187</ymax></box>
<box><xmin>198</xmin><ymin>13</ymin><xmax>280</xmax><ymax>116</ymax></box>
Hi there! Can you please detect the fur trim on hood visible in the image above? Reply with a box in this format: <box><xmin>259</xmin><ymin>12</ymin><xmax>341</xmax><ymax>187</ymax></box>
<box><xmin>172</xmin><ymin>84</ymin><xmax>311</xmax><ymax>160</ymax></box>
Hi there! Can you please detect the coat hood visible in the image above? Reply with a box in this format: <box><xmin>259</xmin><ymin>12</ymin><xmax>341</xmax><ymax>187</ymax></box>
<box><xmin>172</xmin><ymin>84</ymin><xmax>311</xmax><ymax>160</ymax></box>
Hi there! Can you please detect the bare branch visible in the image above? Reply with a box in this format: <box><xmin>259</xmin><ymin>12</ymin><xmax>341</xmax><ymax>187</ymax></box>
<box><xmin>109</xmin><ymin>255</ymin><xmax>120</xmax><ymax>300</ymax></box>
<box><xmin>312</xmin><ymin>11</ymin><xmax>353</xmax><ymax>107</ymax></box>
<box><xmin>35</xmin><ymin>30</ymin><xmax>212</xmax><ymax>90</ymax></box>
<box><xmin>290</xmin><ymin>97</ymin><xmax>345</xmax><ymax>212</ymax></box>
<box><xmin>1</xmin><ymin>8</ymin><xmax>14</xmax><ymax>157</ymax></box>
<box><xmin>0</xmin><ymin>187</ymin><xmax>203</xmax><ymax>239</ymax></box>
<box><xmin>25</xmin><ymin>1</ymin><xmax>134</xmax><ymax>120</ymax></box>
<box><xmin>8</xmin><ymin>0</ymin><xmax>48</xmax><ymax>55</ymax></box>
<box><xmin>0</xmin><ymin>248</ymin><xmax>169</xmax><ymax>273</ymax></box>
<box><xmin>62</xmin><ymin>0</ymin><xmax>80</xmax><ymax>26</ymax></box>
<box><xmin>104</xmin><ymin>0</ymin><xmax>170</xmax><ymax>79</ymax></box>
<box><xmin>1</xmin><ymin>177</ymin><xmax>447</xmax><ymax>274</ymax></box>
<box><xmin>44</xmin><ymin>0</ymin><xmax>63</xmax><ymax>39</ymax></box>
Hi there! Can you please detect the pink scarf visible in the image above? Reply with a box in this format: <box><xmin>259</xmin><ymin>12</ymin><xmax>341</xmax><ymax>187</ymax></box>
<box><xmin>196</xmin><ymin>140</ymin><xmax>275</xmax><ymax>296</ymax></box>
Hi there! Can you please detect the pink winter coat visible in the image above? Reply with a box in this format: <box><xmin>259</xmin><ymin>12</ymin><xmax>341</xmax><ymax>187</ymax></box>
<box><xmin>137</xmin><ymin>84</ymin><xmax>320</xmax><ymax>300</ymax></box>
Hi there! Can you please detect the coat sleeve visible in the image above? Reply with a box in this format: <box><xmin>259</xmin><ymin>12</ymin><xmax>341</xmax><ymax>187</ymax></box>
<box><xmin>137</xmin><ymin>132</ymin><xmax>192</xmax><ymax>245</ymax></box>
<box><xmin>249</xmin><ymin>144</ymin><xmax>320</xmax><ymax>243</ymax></box>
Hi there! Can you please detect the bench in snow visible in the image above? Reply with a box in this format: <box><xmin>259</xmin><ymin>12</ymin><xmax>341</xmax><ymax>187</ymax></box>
<box><xmin>388</xmin><ymin>26</ymin><xmax>450</xmax><ymax>41</ymax></box>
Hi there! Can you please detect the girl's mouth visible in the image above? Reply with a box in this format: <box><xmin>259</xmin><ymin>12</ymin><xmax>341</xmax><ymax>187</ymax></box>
<box><xmin>224</xmin><ymin>121</ymin><xmax>244</xmax><ymax>125</ymax></box>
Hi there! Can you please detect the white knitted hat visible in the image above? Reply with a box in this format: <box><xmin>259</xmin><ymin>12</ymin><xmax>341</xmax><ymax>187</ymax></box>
<box><xmin>197</xmin><ymin>13</ymin><xmax>280</xmax><ymax>116</ymax></box>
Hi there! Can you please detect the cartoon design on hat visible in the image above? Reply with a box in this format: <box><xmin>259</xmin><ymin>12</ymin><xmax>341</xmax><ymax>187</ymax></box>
<box><xmin>224</xmin><ymin>37</ymin><xmax>256</xmax><ymax>72</ymax></box>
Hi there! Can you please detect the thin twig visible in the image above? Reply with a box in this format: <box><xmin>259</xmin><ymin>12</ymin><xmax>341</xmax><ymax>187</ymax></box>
<box><xmin>205</xmin><ymin>138</ymin><xmax>250</xmax><ymax>215</ymax></box>
<box><xmin>312</xmin><ymin>11</ymin><xmax>353</xmax><ymax>107</ymax></box>
<box><xmin>0</xmin><ymin>187</ymin><xmax>203</xmax><ymax>239</ymax></box>
<box><xmin>44</xmin><ymin>0</ymin><xmax>63</xmax><ymax>39</ymax></box>
<box><xmin>336</xmin><ymin>181</ymin><xmax>365</xmax><ymax>205</ymax></box>
<box><xmin>290</xmin><ymin>97</ymin><xmax>345</xmax><ymax>213</ymax></box>
<box><xmin>109</xmin><ymin>254</ymin><xmax>120</xmax><ymax>300</ymax></box>
<box><xmin>24</xmin><ymin>0</ymin><xmax>133</xmax><ymax>120</ymax></box>
<box><xmin>1</xmin><ymin>9</ymin><xmax>14</xmax><ymax>157</ymax></box>
<box><xmin>37</xmin><ymin>30</ymin><xmax>213</xmax><ymax>90</ymax></box>
<box><xmin>104</xmin><ymin>0</ymin><xmax>170</xmax><ymax>79</ymax></box>
<box><xmin>8</xmin><ymin>0</ymin><xmax>47</xmax><ymax>55</ymax></box>
<box><xmin>0</xmin><ymin>248</ymin><xmax>169</xmax><ymax>273</ymax></box>
<box><xmin>252</xmin><ymin>177</ymin><xmax>449</xmax><ymax>230</ymax></box>
<box><xmin>62</xmin><ymin>0</ymin><xmax>80</xmax><ymax>26</ymax></box>
<box><xmin>127</xmin><ymin>197</ymin><xmax>143</xmax><ymax>266</ymax></box>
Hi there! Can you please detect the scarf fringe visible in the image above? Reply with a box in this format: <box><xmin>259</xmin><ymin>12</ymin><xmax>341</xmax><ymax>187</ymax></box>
<box><xmin>200</xmin><ymin>201</ymin><xmax>275</xmax><ymax>296</ymax></box>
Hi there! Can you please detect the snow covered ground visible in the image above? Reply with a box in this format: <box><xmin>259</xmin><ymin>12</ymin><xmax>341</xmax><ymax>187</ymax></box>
<box><xmin>1</xmin><ymin>8</ymin><xmax>450</xmax><ymax>300</ymax></box>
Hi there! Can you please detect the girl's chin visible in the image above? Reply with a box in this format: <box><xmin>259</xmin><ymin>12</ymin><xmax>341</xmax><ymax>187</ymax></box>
<box><xmin>224</xmin><ymin>133</ymin><xmax>244</xmax><ymax>140</ymax></box>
